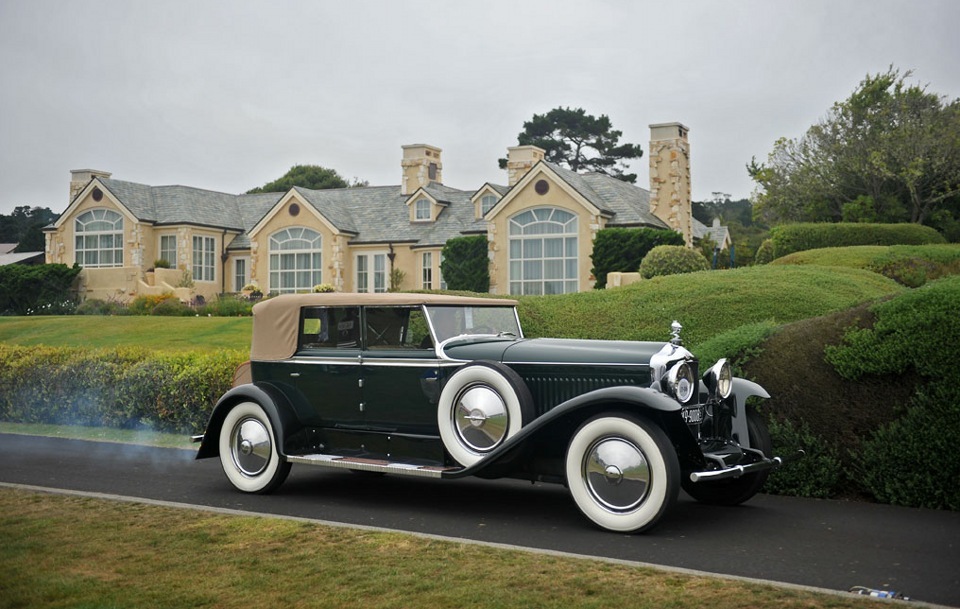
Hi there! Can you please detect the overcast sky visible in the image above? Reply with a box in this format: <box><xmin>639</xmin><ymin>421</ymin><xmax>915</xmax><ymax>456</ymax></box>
<box><xmin>1</xmin><ymin>0</ymin><xmax>958</xmax><ymax>216</ymax></box>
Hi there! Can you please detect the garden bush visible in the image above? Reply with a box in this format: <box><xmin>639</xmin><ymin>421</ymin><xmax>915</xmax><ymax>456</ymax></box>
<box><xmin>639</xmin><ymin>245</ymin><xmax>710</xmax><ymax>279</ymax></box>
<box><xmin>773</xmin><ymin>244</ymin><xmax>960</xmax><ymax>287</ymax></box>
<box><xmin>75</xmin><ymin>298</ymin><xmax>131</xmax><ymax>316</ymax></box>
<box><xmin>770</xmin><ymin>222</ymin><xmax>945</xmax><ymax>259</ymax></box>
<box><xmin>762</xmin><ymin>417</ymin><xmax>843</xmax><ymax>499</ymax></box>
<box><xmin>754</xmin><ymin>239</ymin><xmax>775</xmax><ymax>265</ymax></box>
<box><xmin>0</xmin><ymin>263</ymin><xmax>82</xmax><ymax>315</ymax></box>
<box><xmin>0</xmin><ymin>344</ymin><xmax>244</xmax><ymax>434</ymax></box>
<box><xmin>590</xmin><ymin>227</ymin><xmax>683</xmax><ymax>288</ymax></box>
<box><xmin>440</xmin><ymin>235</ymin><xmax>489</xmax><ymax>292</ymax></box>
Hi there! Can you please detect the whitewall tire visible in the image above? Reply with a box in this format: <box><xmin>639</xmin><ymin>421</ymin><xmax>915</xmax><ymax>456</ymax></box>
<box><xmin>437</xmin><ymin>362</ymin><xmax>533</xmax><ymax>467</ymax></box>
<box><xmin>565</xmin><ymin>414</ymin><xmax>679</xmax><ymax>533</ymax></box>
<box><xmin>218</xmin><ymin>401</ymin><xmax>291</xmax><ymax>494</ymax></box>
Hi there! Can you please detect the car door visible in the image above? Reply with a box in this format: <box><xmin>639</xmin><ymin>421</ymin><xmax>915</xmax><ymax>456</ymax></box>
<box><xmin>285</xmin><ymin>306</ymin><xmax>363</xmax><ymax>432</ymax></box>
<box><xmin>360</xmin><ymin>306</ymin><xmax>441</xmax><ymax>437</ymax></box>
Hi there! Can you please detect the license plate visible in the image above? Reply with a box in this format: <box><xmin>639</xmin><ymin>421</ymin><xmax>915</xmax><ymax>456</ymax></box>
<box><xmin>682</xmin><ymin>405</ymin><xmax>704</xmax><ymax>425</ymax></box>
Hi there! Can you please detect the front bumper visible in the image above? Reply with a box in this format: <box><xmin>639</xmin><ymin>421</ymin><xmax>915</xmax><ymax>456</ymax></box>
<box><xmin>688</xmin><ymin>449</ymin><xmax>804</xmax><ymax>482</ymax></box>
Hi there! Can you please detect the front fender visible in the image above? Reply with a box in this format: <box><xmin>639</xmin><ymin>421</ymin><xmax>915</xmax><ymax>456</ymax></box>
<box><xmin>730</xmin><ymin>377</ymin><xmax>770</xmax><ymax>449</ymax></box>
<box><xmin>446</xmin><ymin>385</ymin><xmax>684</xmax><ymax>478</ymax></box>
<box><xmin>195</xmin><ymin>383</ymin><xmax>300</xmax><ymax>460</ymax></box>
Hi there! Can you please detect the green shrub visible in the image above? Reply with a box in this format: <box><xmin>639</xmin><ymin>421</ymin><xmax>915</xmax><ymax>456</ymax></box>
<box><xmin>0</xmin><ymin>344</ymin><xmax>244</xmax><ymax>434</ymax></box>
<box><xmin>441</xmin><ymin>235</ymin><xmax>489</xmax><ymax>292</ymax></box>
<box><xmin>754</xmin><ymin>239</ymin><xmax>775</xmax><ymax>265</ymax></box>
<box><xmin>762</xmin><ymin>416</ymin><xmax>843</xmax><ymax>499</ymax></box>
<box><xmin>196</xmin><ymin>296</ymin><xmax>253</xmax><ymax>317</ymax></box>
<box><xmin>692</xmin><ymin>320</ymin><xmax>780</xmax><ymax>373</ymax></box>
<box><xmin>774</xmin><ymin>244</ymin><xmax>960</xmax><ymax>287</ymax></box>
<box><xmin>856</xmin><ymin>382</ymin><xmax>960</xmax><ymax>510</ymax></box>
<box><xmin>75</xmin><ymin>298</ymin><xmax>131</xmax><ymax>316</ymax></box>
<box><xmin>590</xmin><ymin>228</ymin><xmax>684</xmax><ymax>288</ymax></box>
<box><xmin>151</xmin><ymin>298</ymin><xmax>194</xmax><ymax>317</ymax></box>
<box><xmin>770</xmin><ymin>222</ymin><xmax>945</xmax><ymax>258</ymax></box>
<box><xmin>825</xmin><ymin>275</ymin><xmax>960</xmax><ymax>379</ymax></box>
<box><xmin>0</xmin><ymin>263</ymin><xmax>82</xmax><ymax>315</ymax></box>
<box><xmin>639</xmin><ymin>245</ymin><xmax>710</xmax><ymax>279</ymax></box>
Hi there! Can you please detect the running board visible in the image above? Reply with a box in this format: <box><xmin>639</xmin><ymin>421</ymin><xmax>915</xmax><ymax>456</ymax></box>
<box><xmin>285</xmin><ymin>453</ymin><xmax>460</xmax><ymax>479</ymax></box>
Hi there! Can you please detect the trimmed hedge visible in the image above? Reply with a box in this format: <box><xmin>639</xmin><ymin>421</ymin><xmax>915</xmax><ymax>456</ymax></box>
<box><xmin>590</xmin><ymin>228</ymin><xmax>683</xmax><ymax>288</ymax></box>
<box><xmin>770</xmin><ymin>222</ymin><xmax>945</xmax><ymax>258</ymax></box>
<box><xmin>639</xmin><ymin>245</ymin><xmax>710</xmax><ymax>279</ymax></box>
<box><xmin>0</xmin><ymin>345</ymin><xmax>244</xmax><ymax>434</ymax></box>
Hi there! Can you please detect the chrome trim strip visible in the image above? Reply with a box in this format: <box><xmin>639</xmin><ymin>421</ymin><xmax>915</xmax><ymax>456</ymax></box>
<box><xmin>503</xmin><ymin>361</ymin><xmax>648</xmax><ymax>368</ymax></box>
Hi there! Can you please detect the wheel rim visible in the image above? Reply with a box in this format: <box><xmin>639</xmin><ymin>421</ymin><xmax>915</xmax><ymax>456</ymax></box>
<box><xmin>230</xmin><ymin>417</ymin><xmax>272</xmax><ymax>477</ymax></box>
<box><xmin>453</xmin><ymin>384</ymin><xmax>509</xmax><ymax>452</ymax></box>
<box><xmin>582</xmin><ymin>436</ymin><xmax>651</xmax><ymax>513</ymax></box>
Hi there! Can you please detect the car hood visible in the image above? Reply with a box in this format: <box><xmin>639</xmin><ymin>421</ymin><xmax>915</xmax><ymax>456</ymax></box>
<box><xmin>443</xmin><ymin>337</ymin><xmax>668</xmax><ymax>366</ymax></box>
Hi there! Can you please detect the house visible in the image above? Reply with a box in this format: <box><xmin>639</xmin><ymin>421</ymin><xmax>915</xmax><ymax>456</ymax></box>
<box><xmin>0</xmin><ymin>243</ymin><xmax>45</xmax><ymax>266</ymax></box>
<box><xmin>45</xmin><ymin>122</ymin><xmax>720</xmax><ymax>301</ymax></box>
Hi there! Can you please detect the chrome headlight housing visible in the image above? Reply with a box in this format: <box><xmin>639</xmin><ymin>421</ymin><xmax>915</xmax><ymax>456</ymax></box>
<box><xmin>703</xmin><ymin>358</ymin><xmax>733</xmax><ymax>399</ymax></box>
<box><xmin>666</xmin><ymin>361</ymin><xmax>696</xmax><ymax>403</ymax></box>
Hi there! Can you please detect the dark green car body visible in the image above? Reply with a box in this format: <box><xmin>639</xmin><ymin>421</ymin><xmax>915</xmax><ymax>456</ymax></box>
<box><xmin>197</xmin><ymin>293</ymin><xmax>791</xmax><ymax>533</ymax></box>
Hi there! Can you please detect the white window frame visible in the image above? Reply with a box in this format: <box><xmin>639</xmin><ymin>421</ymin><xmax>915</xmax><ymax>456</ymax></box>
<box><xmin>414</xmin><ymin>198</ymin><xmax>431</xmax><ymax>221</ymax></box>
<box><xmin>421</xmin><ymin>251</ymin><xmax>433</xmax><ymax>290</ymax></box>
<box><xmin>159</xmin><ymin>234</ymin><xmax>177</xmax><ymax>267</ymax></box>
<box><xmin>269</xmin><ymin>227</ymin><xmax>322</xmax><ymax>294</ymax></box>
<box><xmin>356</xmin><ymin>251</ymin><xmax>387</xmax><ymax>293</ymax></box>
<box><xmin>508</xmin><ymin>207</ymin><xmax>579</xmax><ymax>295</ymax></box>
<box><xmin>74</xmin><ymin>208</ymin><xmax>124</xmax><ymax>268</ymax></box>
<box><xmin>480</xmin><ymin>194</ymin><xmax>497</xmax><ymax>217</ymax></box>
<box><xmin>233</xmin><ymin>257</ymin><xmax>250</xmax><ymax>292</ymax></box>
<box><xmin>192</xmin><ymin>235</ymin><xmax>216</xmax><ymax>282</ymax></box>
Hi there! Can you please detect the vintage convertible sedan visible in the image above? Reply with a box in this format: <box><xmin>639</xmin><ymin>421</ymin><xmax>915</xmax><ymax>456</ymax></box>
<box><xmin>195</xmin><ymin>293</ymin><xmax>792</xmax><ymax>533</ymax></box>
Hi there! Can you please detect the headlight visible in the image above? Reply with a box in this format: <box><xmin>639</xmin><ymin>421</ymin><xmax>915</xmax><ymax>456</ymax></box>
<box><xmin>666</xmin><ymin>362</ymin><xmax>696</xmax><ymax>403</ymax></box>
<box><xmin>704</xmin><ymin>358</ymin><xmax>733</xmax><ymax>399</ymax></box>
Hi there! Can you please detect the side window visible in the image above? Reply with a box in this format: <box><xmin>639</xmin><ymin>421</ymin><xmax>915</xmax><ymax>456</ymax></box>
<box><xmin>364</xmin><ymin>307</ymin><xmax>432</xmax><ymax>350</ymax></box>
<box><xmin>299</xmin><ymin>307</ymin><xmax>360</xmax><ymax>350</ymax></box>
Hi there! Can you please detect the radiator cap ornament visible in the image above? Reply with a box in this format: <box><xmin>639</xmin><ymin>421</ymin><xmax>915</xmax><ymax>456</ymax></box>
<box><xmin>670</xmin><ymin>320</ymin><xmax>683</xmax><ymax>346</ymax></box>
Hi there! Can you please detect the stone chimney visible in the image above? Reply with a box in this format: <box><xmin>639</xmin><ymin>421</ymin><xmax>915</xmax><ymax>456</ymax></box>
<box><xmin>401</xmin><ymin>144</ymin><xmax>442</xmax><ymax>195</ymax></box>
<box><xmin>505</xmin><ymin>145</ymin><xmax>545</xmax><ymax>187</ymax></box>
<box><xmin>648</xmin><ymin>123</ymin><xmax>692</xmax><ymax>246</ymax></box>
<box><xmin>70</xmin><ymin>169</ymin><xmax>112</xmax><ymax>202</ymax></box>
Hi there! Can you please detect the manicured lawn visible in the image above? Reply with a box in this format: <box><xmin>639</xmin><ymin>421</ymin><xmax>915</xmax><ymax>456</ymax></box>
<box><xmin>0</xmin><ymin>314</ymin><xmax>251</xmax><ymax>351</ymax></box>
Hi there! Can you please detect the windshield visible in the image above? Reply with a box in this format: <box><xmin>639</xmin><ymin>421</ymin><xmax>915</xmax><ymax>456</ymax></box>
<box><xmin>423</xmin><ymin>305</ymin><xmax>522</xmax><ymax>343</ymax></box>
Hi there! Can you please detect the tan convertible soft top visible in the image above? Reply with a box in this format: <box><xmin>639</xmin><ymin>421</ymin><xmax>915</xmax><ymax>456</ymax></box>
<box><xmin>250</xmin><ymin>292</ymin><xmax>518</xmax><ymax>361</ymax></box>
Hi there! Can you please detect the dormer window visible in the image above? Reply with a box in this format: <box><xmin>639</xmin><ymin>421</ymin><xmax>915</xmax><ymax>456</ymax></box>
<box><xmin>480</xmin><ymin>194</ymin><xmax>497</xmax><ymax>217</ymax></box>
<box><xmin>414</xmin><ymin>198</ymin><xmax>431</xmax><ymax>221</ymax></box>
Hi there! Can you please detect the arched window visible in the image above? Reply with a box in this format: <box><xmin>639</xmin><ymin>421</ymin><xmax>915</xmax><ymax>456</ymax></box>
<box><xmin>508</xmin><ymin>207</ymin><xmax>578</xmax><ymax>295</ymax></box>
<box><xmin>269</xmin><ymin>227</ymin><xmax>322</xmax><ymax>294</ymax></box>
<box><xmin>75</xmin><ymin>209</ymin><xmax>124</xmax><ymax>267</ymax></box>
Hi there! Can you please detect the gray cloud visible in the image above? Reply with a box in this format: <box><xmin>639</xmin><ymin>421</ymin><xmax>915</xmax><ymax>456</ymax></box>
<box><xmin>2</xmin><ymin>0</ymin><xmax>958</xmax><ymax>215</ymax></box>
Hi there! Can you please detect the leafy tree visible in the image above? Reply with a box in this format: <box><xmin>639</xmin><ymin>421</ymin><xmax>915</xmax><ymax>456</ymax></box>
<box><xmin>440</xmin><ymin>235</ymin><xmax>489</xmax><ymax>293</ymax></box>
<box><xmin>498</xmin><ymin>107</ymin><xmax>643</xmax><ymax>182</ymax></box>
<box><xmin>0</xmin><ymin>206</ymin><xmax>57</xmax><ymax>252</ymax></box>
<box><xmin>749</xmin><ymin>67</ymin><xmax>960</xmax><ymax>233</ymax></box>
<box><xmin>247</xmin><ymin>165</ymin><xmax>357</xmax><ymax>193</ymax></box>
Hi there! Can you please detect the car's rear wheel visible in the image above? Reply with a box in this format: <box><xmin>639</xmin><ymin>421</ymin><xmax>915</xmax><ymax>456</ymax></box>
<box><xmin>437</xmin><ymin>362</ymin><xmax>533</xmax><ymax>467</ymax></box>
<box><xmin>565</xmin><ymin>414</ymin><xmax>679</xmax><ymax>533</ymax></box>
<box><xmin>218</xmin><ymin>401</ymin><xmax>291</xmax><ymax>493</ymax></box>
<box><xmin>682</xmin><ymin>406</ymin><xmax>772</xmax><ymax>505</ymax></box>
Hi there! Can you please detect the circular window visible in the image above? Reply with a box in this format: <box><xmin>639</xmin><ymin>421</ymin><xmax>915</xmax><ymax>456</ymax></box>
<box><xmin>289</xmin><ymin>203</ymin><xmax>300</xmax><ymax>216</ymax></box>
<box><xmin>92</xmin><ymin>187</ymin><xmax>103</xmax><ymax>202</ymax></box>
<box><xmin>534</xmin><ymin>179</ymin><xmax>549</xmax><ymax>195</ymax></box>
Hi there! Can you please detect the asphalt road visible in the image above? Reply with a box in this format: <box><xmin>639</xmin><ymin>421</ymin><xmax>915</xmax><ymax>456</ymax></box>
<box><xmin>2</xmin><ymin>433</ymin><xmax>958</xmax><ymax>607</ymax></box>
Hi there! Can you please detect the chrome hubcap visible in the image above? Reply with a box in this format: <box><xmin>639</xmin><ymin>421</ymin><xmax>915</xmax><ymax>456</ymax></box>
<box><xmin>454</xmin><ymin>384</ymin><xmax>508</xmax><ymax>452</ymax></box>
<box><xmin>583</xmin><ymin>437</ymin><xmax>651</xmax><ymax>512</ymax></box>
<box><xmin>231</xmin><ymin>417</ymin><xmax>271</xmax><ymax>477</ymax></box>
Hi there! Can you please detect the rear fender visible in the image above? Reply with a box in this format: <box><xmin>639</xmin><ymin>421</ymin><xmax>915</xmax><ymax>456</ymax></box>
<box><xmin>195</xmin><ymin>384</ymin><xmax>299</xmax><ymax>460</ymax></box>
<box><xmin>448</xmin><ymin>385</ymin><xmax>688</xmax><ymax>478</ymax></box>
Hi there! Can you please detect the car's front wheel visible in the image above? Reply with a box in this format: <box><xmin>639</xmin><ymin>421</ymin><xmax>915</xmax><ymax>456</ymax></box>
<box><xmin>565</xmin><ymin>414</ymin><xmax>680</xmax><ymax>533</ymax></box>
<box><xmin>218</xmin><ymin>401</ymin><xmax>291</xmax><ymax>493</ymax></box>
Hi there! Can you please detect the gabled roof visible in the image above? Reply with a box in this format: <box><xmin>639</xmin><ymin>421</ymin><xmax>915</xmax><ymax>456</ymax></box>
<box><xmin>543</xmin><ymin>162</ymin><xmax>667</xmax><ymax>228</ymax></box>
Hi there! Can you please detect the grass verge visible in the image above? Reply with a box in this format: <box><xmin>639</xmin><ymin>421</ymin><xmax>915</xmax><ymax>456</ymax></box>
<box><xmin>0</xmin><ymin>488</ymin><xmax>871</xmax><ymax>609</ymax></box>
<box><xmin>0</xmin><ymin>421</ymin><xmax>196</xmax><ymax>449</ymax></box>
